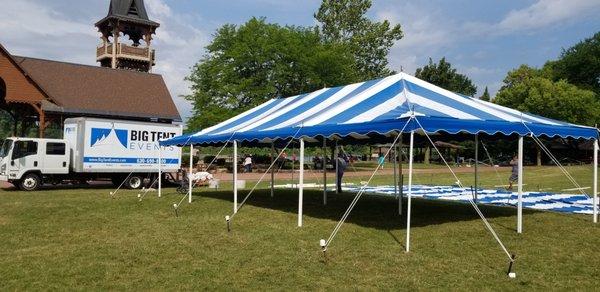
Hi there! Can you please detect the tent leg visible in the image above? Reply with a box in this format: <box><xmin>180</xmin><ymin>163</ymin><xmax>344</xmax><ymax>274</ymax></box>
<box><xmin>474</xmin><ymin>134</ymin><xmax>479</xmax><ymax>202</ymax></box>
<box><xmin>406</xmin><ymin>130</ymin><xmax>415</xmax><ymax>252</ymax></box>
<box><xmin>517</xmin><ymin>136</ymin><xmax>523</xmax><ymax>233</ymax></box>
<box><xmin>298</xmin><ymin>138</ymin><xmax>304</xmax><ymax>227</ymax></box>
<box><xmin>188</xmin><ymin>145</ymin><xmax>193</xmax><ymax>203</ymax></box>
<box><xmin>323</xmin><ymin>138</ymin><xmax>327</xmax><ymax>205</ymax></box>
<box><xmin>271</xmin><ymin>142</ymin><xmax>275</xmax><ymax>198</ymax></box>
<box><xmin>335</xmin><ymin>141</ymin><xmax>339</xmax><ymax>194</ymax></box>
<box><xmin>393</xmin><ymin>137</ymin><xmax>398</xmax><ymax>198</ymax></box>
<box><xmin>399</xmin><ymin>134</ymin><xmax>403</xmax><ymax>215</ymax></box>
<box><xmin>158</xmin><ymin>145</ymin><xmax>162</xmax><ymax>198</ymax></box>
<box><xmin>233</xmin><ymin>141</ymin><xmax>238</xmax><ymax>213</ymax></box>
<box><xmin>594</xmin><ymin>139</ymin><xmax>598</xmax><ymax>223</ymax></box>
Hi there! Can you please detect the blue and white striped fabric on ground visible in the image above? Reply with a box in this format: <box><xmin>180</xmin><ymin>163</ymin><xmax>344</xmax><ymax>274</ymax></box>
<box><xmin>343</xmin><ymin>185</ymin><xmax>597</xmax><ymax>215</ymax></box>
<box><xmin>161</xmin><ymin>72</ymin><xmax>598</xmax><ymax>146</ymax></box>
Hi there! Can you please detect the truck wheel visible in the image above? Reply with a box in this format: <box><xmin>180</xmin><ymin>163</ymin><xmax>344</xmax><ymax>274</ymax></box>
<box><xmin>125</xmin><ymin>175</ymin><xmax>143</xmax><ymax>189</ymax></box>
<box><xmin>19</xmin><ymin>173</ymin><xmax>42</xmax><ymax>191</ymax></box>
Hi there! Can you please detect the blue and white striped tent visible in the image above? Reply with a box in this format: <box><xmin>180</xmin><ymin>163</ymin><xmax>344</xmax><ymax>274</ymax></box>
<box><xmin>161</xmin><ymin>72</ymin><xmax>598</xmax><ymax>146</ymax></box>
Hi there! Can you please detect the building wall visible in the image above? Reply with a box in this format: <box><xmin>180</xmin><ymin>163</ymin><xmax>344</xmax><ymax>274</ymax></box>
<box><xmin>0</xmin><ymin>51</ymin><xmax>46</xmax><ymax>104</ymax></box>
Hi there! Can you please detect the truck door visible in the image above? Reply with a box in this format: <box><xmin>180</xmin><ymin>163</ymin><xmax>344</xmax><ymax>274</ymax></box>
<box><xmin>10</xmin><ymin>140</ymin><xmax>39</xmax><ymax>177</ymax></box>
<box><xmin>43</xmin><ymin>142</ymin><xmax>69</xmax><ymax>174</ymax></box>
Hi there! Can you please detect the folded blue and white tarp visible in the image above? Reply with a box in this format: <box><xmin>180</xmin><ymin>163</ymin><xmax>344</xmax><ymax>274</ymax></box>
<box><xmin>161</xmin><ymin>72</ymin><xmax>598</xmax><ymax>146</ymax></box>
<box><xmin>344</xmin><ymin>185</ymin><xmax>597</xmax><ymax>215</ymax></box>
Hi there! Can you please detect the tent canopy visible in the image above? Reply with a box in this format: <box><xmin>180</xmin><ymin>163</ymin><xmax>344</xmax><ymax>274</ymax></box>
<box><xmin>162</xmin><ymin>73</ymin><xmax>598</xmax><ymax>146</ymax></box>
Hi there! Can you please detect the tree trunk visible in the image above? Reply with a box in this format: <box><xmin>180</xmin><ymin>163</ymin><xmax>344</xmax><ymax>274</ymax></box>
<box><xmin>424</xmin><ymin>146</ymin><xmax>430</xmax><ymax>164</ymax></box>
<box><xmin>536</xmin><ymin>145</ymin><xmax>542</xmax><ymax>166</ymax></box>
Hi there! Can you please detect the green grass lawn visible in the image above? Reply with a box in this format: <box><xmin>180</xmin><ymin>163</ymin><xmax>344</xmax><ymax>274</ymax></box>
<box><xmin>0</xmin><ymin>165</ymin><xmax>599</xmax><ymax>290</ymax></box>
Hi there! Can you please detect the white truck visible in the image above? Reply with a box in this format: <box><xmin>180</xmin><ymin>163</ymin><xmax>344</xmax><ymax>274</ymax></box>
<box><xmin>0</xmin><ymin>117</ymin><xmax>182</xmax><ymax>191</ymax></box>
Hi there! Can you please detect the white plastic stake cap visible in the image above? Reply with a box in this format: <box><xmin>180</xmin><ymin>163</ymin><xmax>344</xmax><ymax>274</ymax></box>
<box><xmin>173</xmin><ymin>203</ymin><xmax>178</xmax><ymax>209</ymax></box>
<box><xmin>137</xmin><ymin>194</ymin><xmax>141</xmax><ymax>198</ymax></box>
<box><xmin>508</xmin><ymin>272</ymin><xmax>516</xmax><ymax>278</ymax></box>
<box><xmin>320</xmin><ymin>239</ymin><xmax>326</xmax><ymax>248</ymax></box>
<box><xmin>225</xmin><ymin>215</ymin><xmax>230</xmax><ymax>221</ymax></box>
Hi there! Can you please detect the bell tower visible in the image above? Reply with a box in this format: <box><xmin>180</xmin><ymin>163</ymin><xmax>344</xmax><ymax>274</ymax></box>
<box><xmin>95</xmin><ymin>0</ymin><xmax>160</xmax><ymax>72</ymax></box>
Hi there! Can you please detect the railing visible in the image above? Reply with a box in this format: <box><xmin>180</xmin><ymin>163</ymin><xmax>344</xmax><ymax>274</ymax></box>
<box><xmin>96</xmin><ymin>43</ymin><xmax>155</xmax><ymax>63</ymax></box>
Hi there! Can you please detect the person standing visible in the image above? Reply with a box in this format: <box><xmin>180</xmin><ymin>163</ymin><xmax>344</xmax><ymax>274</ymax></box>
<box><xmin>378</xmin><ymin>152</ymin><xmax>385</xmax><ymax>169</ymax></box>
<box><xmin>336</xmin><ymin>154</ymin><xmax>348</xmax><ymax>193</ymax></box>
<box><xmin>243</xmin><ymin>155</ymin><xmax>252</xmax><ymax>173</ymax></box>
<box><xmin>507</xmin><ymin>155</ymin><xmax>518</xmax><ymax>190</ymax></box>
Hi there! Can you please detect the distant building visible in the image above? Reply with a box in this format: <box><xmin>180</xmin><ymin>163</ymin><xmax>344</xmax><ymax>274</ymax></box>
<box><xmin>0</xmin><ymin>0</ymin><xmax>180</xmax><ymax>138</ymax></box>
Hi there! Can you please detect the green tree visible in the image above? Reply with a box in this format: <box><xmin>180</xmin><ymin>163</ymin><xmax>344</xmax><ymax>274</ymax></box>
<box><xmin>315</xmin><ymin>0</ymin><xmax>403</xmax><ymax>80</ymax></box>
<box><xmin>495</xmin><ymin>65</ymin><xmax>600</xmax><ymax>126</ymax></box>
<box><xmin>414</xmin><ymin>58</ymin><xmax>477</xmax><ymax>96</ymax></box>
<box><xmin>185</xmin><ymin>18</ymin><xmax>358</xmax><ymax>131</ymax></box>
<box><xmin>479</xmin><ymin>86</ymin><xmax>491</xmax><ymax>101</ymax></box>
<box><xmin>544</xmin><ymin>31</ymin><xmax>600</xmax><ymax>95</ymax></box>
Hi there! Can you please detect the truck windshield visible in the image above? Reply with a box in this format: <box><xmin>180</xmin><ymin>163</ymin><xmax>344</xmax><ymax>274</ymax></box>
<box><xmin>0</xmin><ymin>140</ymin><xmax>12</xmax><ymax>158</ymax></box>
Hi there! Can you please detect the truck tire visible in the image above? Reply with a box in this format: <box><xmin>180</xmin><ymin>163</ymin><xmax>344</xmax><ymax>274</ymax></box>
<box><xmin>125</xmin><ymin>175</ymin><xmax>144</xmax><ymax>189</ymax></box>
<box><xmin>19</xmin><ymin>173</ymin><xmax>42</xmax><ymax>191</ymax></box>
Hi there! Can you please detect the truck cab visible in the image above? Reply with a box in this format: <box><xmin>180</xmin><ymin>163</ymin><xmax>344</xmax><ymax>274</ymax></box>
<box><xmin>0</xmin><ymin>138</ymin><xmax>70</xmax><ymax>190</ymax></box>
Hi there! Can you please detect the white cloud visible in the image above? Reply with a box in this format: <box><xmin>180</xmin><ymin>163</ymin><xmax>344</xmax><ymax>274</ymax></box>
<box><xmin>497</xmin><ymin>0</ymin><xmax>600</xmax><ymax>32</ymax></box>
<box><xmin>144</xmin><ymin>0</ymin><xmax>208</xmax><ymax>121</ymax></box>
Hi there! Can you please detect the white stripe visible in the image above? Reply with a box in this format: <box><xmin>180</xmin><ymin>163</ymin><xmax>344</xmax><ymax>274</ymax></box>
<box><xmin>406</xmin><ymin>91</ymin><xmax>480</xmax><ymax>120</ymax></box>
<box><xmin>237</xmin><ymin>88</ymin><xmax>328</xmax><ymax>132</ymax></box>
<box><xmin>471</xmin><ymin>98</ymin><xmax>561</xmax><ymax>126</ymax></box>
<box><xmin>401</xmin><ymin>73</ymin><xmax>521</xmax><ymax>122</ymax></box>
<box><xmin>213</xmin><ymin>94</ymin><xmax>302</xmax><ymax>135</ymax></box>
<box><xmin>262</xmin><ymin>82</ymin><xmax>364</xmax><ymax>131</ymax></box>
<box><xmin>343</xmin><ymin>93</ymin><xmax>406</xmax><ymax>124</ymax></box>
<box><xmin>304</xmin><ymin>75</ymin><xmax>402</xmax><ymax>126</ymax></box>
<box><xmin>194</xmin><ymin>98</ymin><xmax>278</xmax><ymax>136</ymax></box>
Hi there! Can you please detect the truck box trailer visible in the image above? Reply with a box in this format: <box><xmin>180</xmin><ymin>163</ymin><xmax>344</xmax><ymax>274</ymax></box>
<box><xmin>0</xmin><ymin>117</ymin><xmax>182</xmax><ymax>191</ymax></box>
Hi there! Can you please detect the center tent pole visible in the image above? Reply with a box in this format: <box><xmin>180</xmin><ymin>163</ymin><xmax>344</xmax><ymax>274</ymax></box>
<box><xmin>593</xmin><ymin>139</ymin><xmax>598</xmax><ymax>223</ymax></box>
<box><xmin>298</xmin><ymin>138</ymin><xmax>305</xmax><ymax>227</ymax></box>
<box><xmin>233</xmin><ymin>141</ymin><xmax>238</xmax><ymax>213</ymax></box>
<box><xmin>393</xmin><ymin>136</ymin><xmax>398</xmax><ymax>197</ymax></box>
<box><xmin>188</xmin><ymin>145</ymin><xmax>193</xmax><ymax>203</ymax></box>
<box><xmin>323</xmin><ymin>138</ymin><xmax>327</xmax><ymax>205</ymax></box>
<box><xmin>271</xmin><ymin>142</ymin><xmax>275</xmax><ymax>198</ymax></box>
<box><xmin>474</xmin><ymin>134</ymin><xmax>479</xmax><ymax>202</ymax></box>
<box><xmin>399</xmin><ymin>134</ymin><xmax>403</xmax><ymax>215</ymax></box>
<box><xmin>335</xmin><ymin>140</ymin><xmax>339</xmax><ymax>194</ymax></box>
<box><xmin>517</xmin><ymin>136</ymin><xmax>524</xmax><ymax>233</ymax></box>
<box><xmin>158</xmin><ymin>143</ymin><xmax>162</xmax><ymax>198</ymax></box>
<box><xmin>405</xmin><ymin>130</ymin><xmax>415</xmax><ymax>252</ymax></box>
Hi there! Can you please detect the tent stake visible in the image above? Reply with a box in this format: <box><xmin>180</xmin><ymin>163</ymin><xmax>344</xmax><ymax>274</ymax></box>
<box><xmin>507</xmin><ymin>254</ymin><xmax>517</xmax><ymax>278</ymax></box>
<box><xmin>226</xmin><ymin>215</ymin><xmax>231</xmax><ymax>232</ymax></box>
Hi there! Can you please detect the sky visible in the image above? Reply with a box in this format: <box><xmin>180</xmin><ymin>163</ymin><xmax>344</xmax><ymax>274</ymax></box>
<box><xmin>1</xmin><ymin>0</ymin><xmax>599</xmax><ymax>122</ymax></box>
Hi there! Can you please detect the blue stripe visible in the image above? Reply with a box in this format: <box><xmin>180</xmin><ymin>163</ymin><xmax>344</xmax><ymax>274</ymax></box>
<box><xmin>202</xmin><ymin>98</ymin><xmax>287</xmax><ymax>135</ymax></box>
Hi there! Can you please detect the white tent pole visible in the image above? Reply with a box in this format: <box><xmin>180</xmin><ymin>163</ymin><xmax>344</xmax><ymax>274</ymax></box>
<box><xmin>517</xmin><ymin>136</ymin><xmax>523</xmax><ymax>233</ymax></box>
<box><xmin>405</xmin><ymin>130</ymin><xmax>415</xmax><ymax>252</ymax></box>
<box><xmin>298</xmin><ymin>138</ymin><xmax>304</xmax><ymax>227</ymax></box>
<box><xmin>335</xmin><ymin>140</ymin><xmax>339</xmax><ymax>194</ymax></box>
<box><xmin>158</xmin><ymin>144</ymin><xmax>162</xmax><ymax>198</ymax></box>
<box><xmin>323</xmin><ymin>138</ymin><xmax>327</xmax><ymax>205</ymax></box>
<box><xmin>233</xmin><ymin>141</ymin><xmax>238</xmax><ymax>213</ymax></box>
<box><xmin>474</xmin><ymin>134</ymin><xmax>479</xmax><ymax>202</ymax></box>
<box><xmin>271</xmin><ymin>142</ymin><xmax>275</xmax><ymax>198</ymax></box>
<box><xmin>393</xmin><ymin>137</ymin><xmax>398</xmax><ymax>197</ymax></box>
<box><xmin>399</xmin><ymin>134</ymin><xmax>403</xmax><ymax>215</ymax></box>
<box><xmin>188</xmin><ymin>145</ymin><xmax>193</xmax><ymax>203</ymax></box>
<box><xmin>594</xmin><ymin>139</ymin><xmax>598</xmax><ymax>223</ymax></box>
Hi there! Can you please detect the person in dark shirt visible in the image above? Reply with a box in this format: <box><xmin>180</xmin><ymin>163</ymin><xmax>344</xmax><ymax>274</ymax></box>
<box><xmin>336</xmin><ymin>154</ymin><xmax>348</xmax><ymax>193</ymax></box>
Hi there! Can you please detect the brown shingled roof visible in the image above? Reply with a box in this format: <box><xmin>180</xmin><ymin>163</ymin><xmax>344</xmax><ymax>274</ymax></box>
<box><xmin>13</xmin><ymin>56</ymin><xmax>181</xmax><ymax>122</ymax></box>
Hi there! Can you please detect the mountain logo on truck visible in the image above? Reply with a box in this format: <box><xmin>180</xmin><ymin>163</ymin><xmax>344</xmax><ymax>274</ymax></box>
<box><xmin>90</xmin><ymin>126</ymin><xmax>128</xmax><ymax>148</ymax></box>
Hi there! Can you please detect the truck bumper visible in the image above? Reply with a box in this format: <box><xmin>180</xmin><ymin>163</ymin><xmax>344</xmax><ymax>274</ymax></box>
<box><xmin>0</xmin><ymin>175</ymin><xmax>8</xmax><ymax>182</ymax></box>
